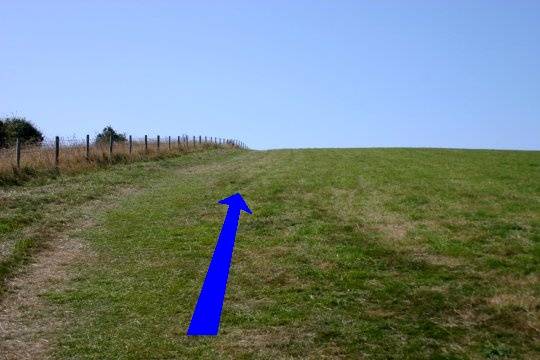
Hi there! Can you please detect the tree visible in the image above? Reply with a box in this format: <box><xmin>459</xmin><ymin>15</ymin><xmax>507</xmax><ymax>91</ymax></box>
<box><xmin>95</xmin><ymin>125</ymin><xmax>127</xmax><ymax>144</ymax></box>
<box><xmin>0</xmin><ymin>120</ymin><xmax>4</xmax><ymax>148</ymax></box>
<box><xmin>0</xmin><ymin>117</ymin><xmax>44</xmax><ymax>148</ymax></box>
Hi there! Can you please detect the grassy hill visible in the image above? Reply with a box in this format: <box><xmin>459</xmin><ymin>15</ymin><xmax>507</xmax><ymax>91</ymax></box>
<box><xmin>1</xmin><ymin>148</ymin><xmax>538</xmax><ymax>359</ymax></box>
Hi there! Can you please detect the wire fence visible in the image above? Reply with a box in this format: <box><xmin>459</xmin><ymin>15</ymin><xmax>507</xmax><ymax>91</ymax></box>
<box><xmin>0</xmin><ymin>134</ymin><xmax>247</xmax><ymax>181</ymax></box>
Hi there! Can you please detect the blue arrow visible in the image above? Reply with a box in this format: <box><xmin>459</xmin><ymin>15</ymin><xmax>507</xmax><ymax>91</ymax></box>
<box><xmin>187</xmin><ymin>193</ymin><xmax>252</xmax><ymax>336</ymax></box>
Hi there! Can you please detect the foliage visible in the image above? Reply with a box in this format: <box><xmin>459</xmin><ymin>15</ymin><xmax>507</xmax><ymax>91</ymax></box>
<box><xmin>95</xmin><ymin>125</ymin><xmax>127</xmax><ymax>144</ymax></box>
<box><xmin>0</xmin><ymin>116</ymin><xmax>44</xmax><ymax>148</ymax></box>
<box><xmin>0</xmin><ymin>120</ymin><xmax>4</xmax><ymax>148</ymax></box>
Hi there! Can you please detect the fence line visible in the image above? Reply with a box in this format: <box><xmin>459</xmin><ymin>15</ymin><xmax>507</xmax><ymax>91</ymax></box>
<box><xmin>0</xmin><ymin>134</ymin><xmax>247</xmax><ymax>179</ymax></box>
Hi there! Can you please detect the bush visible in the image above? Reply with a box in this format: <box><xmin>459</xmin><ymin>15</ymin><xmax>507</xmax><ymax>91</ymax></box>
<box><xmin>95</xmin><ymin>126</ymin><xmax>126</xmax><ymax>144</ymax></box>
<box><xmin>0</xmin><ymin>117</ymin><xmax>44</xmax><ymax>148</ymax></box>
<box><xmin>0</xmin><ymin>120</ymin><xmax>4</xmax><ymax>148</ymax></box>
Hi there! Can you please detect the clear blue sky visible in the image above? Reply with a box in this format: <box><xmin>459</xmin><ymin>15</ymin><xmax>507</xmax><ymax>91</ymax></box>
<box><xmin>1</xmin><ymin>1</ymin><xmax>539</xmax><ymax>150</ymax></box>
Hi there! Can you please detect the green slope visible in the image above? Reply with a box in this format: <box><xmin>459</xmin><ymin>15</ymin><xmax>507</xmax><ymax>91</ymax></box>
<box><xmin>8</xmin><ymin>148</ymin><xmax>540</xmax><ymax>358</ymax></box>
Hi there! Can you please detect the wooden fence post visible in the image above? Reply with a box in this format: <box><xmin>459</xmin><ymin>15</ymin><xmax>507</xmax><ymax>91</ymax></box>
<box><xmin>129</xmin><ymin>135</ymin><xmax>132</xmax><ymax>156</ymax></box>
<box><xmin>109</xmin><ymin>135</ymin><xmax>113</xmax><ymax>160</ymax></box>
<box><xmin>86</xmin><ymin>134</ymin><xmax>90</xmax><ymax>160</ymax></box>
<box><xmin>168</xmin><ymin>136</ymin><xmax>171</xmax><ymax>150</ymax></box>
<box><xmin>199</xmin><ymin>135</ymin><xmax>202</xmax><ymax>144</ymax></box>
<box><xmin>177</xmin><ymin>136</ymin><xmax>180</xmax><ymax>150</ymax></box>
<box><xmin>145</xmin><ymin>135</ymin><xmax>148</xmax><ymax>153</ymax></box>
<box><xmin>157</xmin><ymin>135</ymin><xmax>160</xmax><ymax>151</ymax></box>
<box><xmin>55</xmin><ymin>136</ymin><xmax>60</xmax><ymax>168</ymax></box>
<box><xmin>193</xmin><ymin>136</ymin><xmax>196</xmax><ymax>147</ymax></box>
<box><xmin>15</xmin><ymin>138</ymin><xmax>21</xmax><ymax>169</ymax></box>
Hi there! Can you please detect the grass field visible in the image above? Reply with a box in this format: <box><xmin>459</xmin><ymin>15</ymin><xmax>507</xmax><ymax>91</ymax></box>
<box><xmin>1</xmin><ymin>148</ymin><xmax>539</xmax><ymax>359</ymax></box>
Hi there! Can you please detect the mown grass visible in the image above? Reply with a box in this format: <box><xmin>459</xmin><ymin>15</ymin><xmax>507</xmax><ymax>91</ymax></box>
<box><xmin>5</xmin><ymin>148</ymin><xmax>540</xmax><ymax>358</ymax></box>
<box><xmin>0</xmin><ymin>149</ymin><xmax>244</xmax><ymax>295</ymax></box>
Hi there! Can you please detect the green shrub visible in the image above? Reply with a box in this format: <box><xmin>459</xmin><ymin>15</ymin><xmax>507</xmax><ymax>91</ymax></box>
<box><xmin>95</xmin><ymin>125</ymin><xmax>126</xmax><ymax>144</ymax></box>
<box><xmin>0</xmin><ymin>116</ymin><xmax>44</xmax><ymax>148</ymax></box>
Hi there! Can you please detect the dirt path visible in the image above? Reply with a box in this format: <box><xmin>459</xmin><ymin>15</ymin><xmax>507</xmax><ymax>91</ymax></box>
<box><xmin>0</xmin><ymin>188</ymin><xmax>136</xmax><ymax>360</ymax></box>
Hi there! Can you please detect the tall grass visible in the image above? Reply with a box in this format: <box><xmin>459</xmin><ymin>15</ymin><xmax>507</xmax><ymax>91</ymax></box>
<box><xmin>0</xmin><ymin>136</ymin><xmax>240</xmax><ymax>185</ymax></box>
